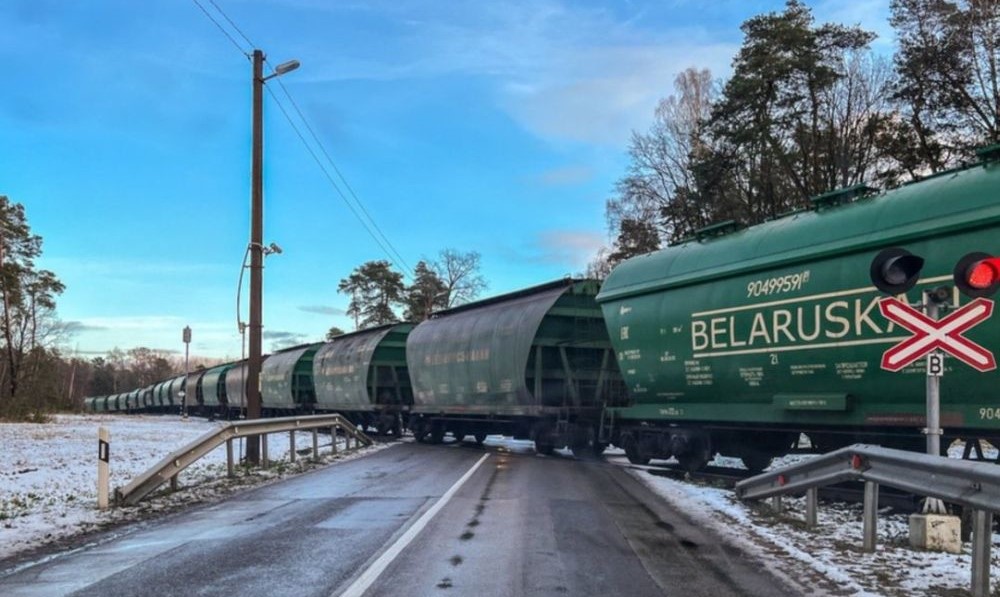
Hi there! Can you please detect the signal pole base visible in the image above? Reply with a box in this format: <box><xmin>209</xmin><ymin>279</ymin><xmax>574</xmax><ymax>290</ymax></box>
<box><xmin>909</xmin><ymin>513</ymin><xmax>961</xmax><ymax>554</ymax></box>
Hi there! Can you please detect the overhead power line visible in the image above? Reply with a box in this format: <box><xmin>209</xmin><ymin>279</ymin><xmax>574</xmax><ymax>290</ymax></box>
<box><xmin>271</xmin><ymin>76</ymin><xmax>414</xmax><ymax>276</ymax></box>
<box><xmin>190</xmin><ymin>0</ymin><xmax>249</xmax><ymax>57</ymax></box>
<box><xmin>207</xmin><ymin>0</ymin><xmax>255</xmax><ymax>48</ymax></box>
<box><xmin>189</xmin><ymin>0</ymin><xmax>415</xmax><ymax>280</ymax></box>
<box><xmin>264</xmin><ymin>85</ymin><xmax>414</xmax><ymax>276</ymax></box>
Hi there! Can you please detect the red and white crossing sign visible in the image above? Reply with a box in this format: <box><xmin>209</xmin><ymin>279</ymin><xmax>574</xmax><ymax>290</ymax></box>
<box><xmin>878</xmin><ymin>297</ymin><xmax>996</xmax><ymax>372</ymax></box>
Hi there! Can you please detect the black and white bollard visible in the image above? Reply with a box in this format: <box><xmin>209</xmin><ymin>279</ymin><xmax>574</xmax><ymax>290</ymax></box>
<box><xmin>97</xmin><ymin>427</ymin><xmax>110</xmax><ymax>509</ymax></box>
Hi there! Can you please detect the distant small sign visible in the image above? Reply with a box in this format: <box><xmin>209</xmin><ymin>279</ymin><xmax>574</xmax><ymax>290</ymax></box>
<box><xmin>927</xmin><ymin>353</ymin><xmax>944</xmax><ymax>377</ymax></box>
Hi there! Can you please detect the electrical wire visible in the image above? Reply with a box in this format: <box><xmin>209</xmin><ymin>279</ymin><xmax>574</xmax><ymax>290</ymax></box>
<box><xmin>271</xmin><ymin>76</ymin><xmax>414</xmax><ymax>275</ymax></box>
<box><xmin>191</xmin><ymin>0</ymin><xmax>415</xmax><ymax>279</ymax></box>
<box><xmin>235</xmin><ymin>244</ymin><xmax>250</xmax><ymax>333</ymax></box>
<box><xmin>207</xmin><ymin>0</ymin><xmax>255</xmax><ymax>48</ymax></box>
<box><xmin>264</xmin><ymin>85</ymin><xmax>415</xmax><ymax>278</ymax></box>
<box><xmin>190</xmin><ymin>0</ymin><xmax>249</xmax><ymax>58</ymax></box>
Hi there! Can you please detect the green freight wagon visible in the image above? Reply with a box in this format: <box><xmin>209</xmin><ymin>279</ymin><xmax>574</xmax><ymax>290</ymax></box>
<box><xmin>184</xmin><ymin>369</ymin><xmax>208</xmax><ymax>415</ymax></box>
<box><xmin>407</xmin><ymin>279</ymin><xmax>627</xmax><ymax>454</ymax></box>
<box><xmin>313</xmin><ymin>324</ymin><xmax>413</xmax><ymax>435</ymax></box>
<box><xmin>199</xmin><ymin>363</ymin><xmax>234</xmax><ymax>417</ymax></box>
<box><xmin>597</xmin><ymin>152</ymin><xmax>1000</xmax><ymax>471</ymax></box>
<box><xmin>166</xmin><ymin>375</ymin><xmax>186</xmax><ymax>412</ymax></box>
<box><xmin>141</xmin><ymin>385</ymin><xmax>155</xmax><ymax>411</ymax></box>
<box><xmin>126</xmin><ymin>389</ymin><xmax>140</xmax><ymax>412</ymax></box>
<box><xmin>262</xmin><ymin>343</ymin><xmax>322</xmax><ymax>416</ymax></box>
<box><xmin>153</xmin><ymin>380</ymin><xmax>168</xmax><ymax>412</ymax></box>
<box><xmin>224</xmin><ymin>361</ymin><xmax>248</xmax><ymax>415</ymax></box>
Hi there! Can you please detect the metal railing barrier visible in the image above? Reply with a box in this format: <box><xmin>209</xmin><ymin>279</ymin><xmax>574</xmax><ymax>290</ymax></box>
<box><xmin>115</xmin><ymin>414</ymin><xmax>372</xmax><ymax>507</ymax></box>
<box><xmin>734</xmin><ymin>444</ymin><xmax>999</xmax><ymax>597</ymax></box>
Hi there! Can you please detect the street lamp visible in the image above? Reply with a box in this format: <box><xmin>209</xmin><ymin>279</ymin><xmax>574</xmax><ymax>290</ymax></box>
<box><xmin>246</xmin><ymin>49</ymin><xmax>298</xmax><ymax>466</ymax></box>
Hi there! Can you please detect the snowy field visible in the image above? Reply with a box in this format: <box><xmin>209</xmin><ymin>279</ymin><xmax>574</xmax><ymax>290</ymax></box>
<box><xmin>0</xmin><ymin>413</ymin><xmax>387</xmax><ymax>562</ymax></box>
<box><xmin>0</xmin><ymin>415</ymin><xmax>998</xmax><ymax>596</ymax></box>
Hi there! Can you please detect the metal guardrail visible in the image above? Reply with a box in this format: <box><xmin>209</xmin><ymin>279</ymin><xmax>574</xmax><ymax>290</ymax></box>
<box><xmin>734</xmin><ymin>444</ymin><xmax>998</xmax><ymax>597</ymax></box>
<box><xmin>115</xmin><ymin>414</ymin><xmax>372</xmax><ymax>507</ymax></box>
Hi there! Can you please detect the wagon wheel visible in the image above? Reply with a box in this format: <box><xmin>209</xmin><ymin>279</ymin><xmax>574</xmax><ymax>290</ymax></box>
<box><xmin>570</xmin><ymin>425</ymin><xmax>597</xmax><ymax>459</ymax></box>
<box><xmin>474</xmin><ymin>432</ymin><xmax>487</xmax><ymax>445</ymax></box>
<box><xmin>621</xmin><ymin>433</ymin><xmax>649</xmax><ymax>465</ymax></box>
<box><xmin>739</xmin><ymin>448</ymin><xmax>775</xmax><ymax>474</ymax></box>
<box><xmin>410</xmin><ymin>418</ymin><xmax>427</xmax><ymax>443</ymax></box>
<box><xmin>677</xmin><ymin>438</ymin><xmax>711</xmax><ymax>472</ymax></box>
<box><xmin>531</xmin><ymin>421</ymin><xmax>557</xmax><ymax>456</ymax></box>
<box><xmin>429</xmin><ymin>423</ymin><xmax>446</xmax><ymax>444</ymax></box>
<box><xmin>536</xmin><ymin>442</ymin><xmax>556</xmax><ymax>455</ymax></box>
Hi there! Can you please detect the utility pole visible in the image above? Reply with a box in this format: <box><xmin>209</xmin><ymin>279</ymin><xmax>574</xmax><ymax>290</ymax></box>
<box><xmin>247</xmin><ymin>49</ymin><xmax>265</xmax><ymax>465</ymax></box>
<box><xmin>247</xmin><ymin>49</ymin><xmax>298</xmax><ymax>466</ymax></box>
<box><xmin>182</xmin><ymin>326</ymin><xmax>191</xmax><ymax>418</ymax></box>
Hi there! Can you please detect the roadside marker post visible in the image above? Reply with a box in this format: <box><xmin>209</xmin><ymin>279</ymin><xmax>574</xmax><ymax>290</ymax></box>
<box><xmin>97</xmin><ymin>427</ymin><xmax>110</xmax><ymax>509</ymax></box>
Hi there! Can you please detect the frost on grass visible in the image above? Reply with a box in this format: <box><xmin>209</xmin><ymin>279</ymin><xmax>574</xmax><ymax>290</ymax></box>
<box><xmin>613</xmin><ymin>451</ymin><xmax>1000</xmax><ymax>597</ymax></box>
<box><xmin>0</xmin><ymin>414</ymin><xmax>387</xmax><ymax>562</ymax></box>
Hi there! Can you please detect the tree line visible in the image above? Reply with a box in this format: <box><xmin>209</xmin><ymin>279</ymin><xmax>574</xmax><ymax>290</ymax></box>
<box><xmin>590</xmin><ymin>0</ymin><xmax>1000</xmax><ymax>276</ymax></box>
<box><xmin>0</xmin><ymin>184</ymin><xmax>486</xmax><ymax>421</ymax></box>
<box><xmin>331</xmin><ymin>248</ymin><xmax>487</xmax><ymax>337</ymax></box>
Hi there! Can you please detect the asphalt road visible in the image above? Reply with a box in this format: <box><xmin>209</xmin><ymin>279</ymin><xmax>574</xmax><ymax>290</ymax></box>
<box><xmin>0</xmin><ymin>441</ymin><xmax>794</xmax><ymax>597</ymax></box>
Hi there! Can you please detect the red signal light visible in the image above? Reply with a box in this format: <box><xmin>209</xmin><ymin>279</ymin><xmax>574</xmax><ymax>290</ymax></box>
<box><xmin>955</xmin><ymin>252</ymin><xmax>1000</xmax><ymax>298</ymax></box>
<box><xmin>967</xmin><ymin>259</ymin><xmax>1000</xmax><ymax>289</ymax></box>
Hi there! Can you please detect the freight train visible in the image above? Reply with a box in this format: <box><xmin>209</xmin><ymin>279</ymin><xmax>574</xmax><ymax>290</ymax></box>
<box><xmin>85</xmin><ymin>147</ymin><xmax>1000</xmax><ymax>471</ymax></box>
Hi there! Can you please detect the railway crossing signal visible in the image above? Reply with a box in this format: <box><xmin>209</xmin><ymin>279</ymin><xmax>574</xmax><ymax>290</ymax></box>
<box><xmin>878</xmin><ymin>297</ymin><xmax>996</xmax><ymax>372</ymax></box>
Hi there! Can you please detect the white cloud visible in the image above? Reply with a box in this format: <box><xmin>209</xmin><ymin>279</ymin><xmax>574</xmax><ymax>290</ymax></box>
<box><xmin>297</xmin><ymin>305</ymin><xmax>346</xmax><ymax>316</ymax></box>
<box><xmin>63</xmin><ymin>316</ymin><xmax>241</xmax><ymax>358</ymax></box>
<box><xmin>534</xmin><ymin>165</ymin><xmax>595</xmax><ymax>187</ymax></box>
<box><xmin>535</xmin><ymin>230</ymin><xmax>606</xmax><ymax>268</ymax></box>
<box><xmin>295</xmin><ymin>1</ymin><xmax>739</xmax><ymax>146</ymax></box>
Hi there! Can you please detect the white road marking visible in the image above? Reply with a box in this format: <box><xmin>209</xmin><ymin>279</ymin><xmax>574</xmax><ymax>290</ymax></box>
<box><xmin>336</xmin><ymin>452</ymin><xmax>490</xmax><ymax>597</ymax></box>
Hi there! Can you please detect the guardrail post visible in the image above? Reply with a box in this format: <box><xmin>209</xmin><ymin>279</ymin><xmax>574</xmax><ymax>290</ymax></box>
<box><xmin>805</xmin><ymin>487</ymin><xmax>818</xmax><ymax>528</ymax></box>
<box><xmin>331</xmin><ymin>425</ymin><xmax>339</xmax><ymax>454</ymax></box>
<box><xmin>261</xmin><ymin>433</ymin><xmax>269</xmax><ymax>467</ymax></box>
<box><xmin>312</xmin><ymin>429</ymin><xmax>319</xmax><ymax>460</ymax></box>
<box><xmin>170</xmin><ymin>474</ymin><xmax>178</xmax><ymax>491</ymax></box>
<box><xmin>970</xmin><ymin>509</ymin><xmax>992</xmax><ymax>597</ymax></box>
<box><xmin>226</xmin><ymin>439</ymin><xmax>234</xmax><ymax>478</ymax></box>
<box><xmin>289</xmin><ymin>430</ymin><xmax>296</xmax><ymax>463</ymax></box>
<box><xmin>863</xmin><ymin>481</ymin><xmax>879</xmax><ymax>552</ymax></box>
<box><xmin>770</xmin><ymin>495</ymin><xmax>783</xmax><ymax>514</ymax></box>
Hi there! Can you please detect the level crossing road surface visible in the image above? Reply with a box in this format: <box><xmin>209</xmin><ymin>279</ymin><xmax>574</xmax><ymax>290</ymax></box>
<box><xmin>0</xmin><ymin>441</ymin><xmax>794</xmax><ymax>597</ymax></box>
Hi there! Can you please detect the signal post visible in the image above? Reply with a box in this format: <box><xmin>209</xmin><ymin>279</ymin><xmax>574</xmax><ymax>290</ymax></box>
<box><xmin>870</xmin><ymin>247</ymin><xmax>1000</xmax><ymax>553</ymax></box>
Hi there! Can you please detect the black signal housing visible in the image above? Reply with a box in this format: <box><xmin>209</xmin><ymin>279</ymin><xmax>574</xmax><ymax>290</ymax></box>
<box><xmin>870</xmin><ymin>248</ymin><xmax>925</xmax><ymax>295</ymax></box>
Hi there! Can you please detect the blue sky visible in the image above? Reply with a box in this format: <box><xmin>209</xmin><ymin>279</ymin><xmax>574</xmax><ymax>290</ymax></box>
<box><xmin>0</xmin><ymin>0</ymin><xmax>891</xmax><ymax>359</ymax></box>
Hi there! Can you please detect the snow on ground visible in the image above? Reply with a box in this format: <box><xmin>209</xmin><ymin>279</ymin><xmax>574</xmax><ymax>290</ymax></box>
<box><xmin>2</xmin><ymin>416</ymin><xmax>998</xmax><ymax>596</ymax></box>
<box><xmin>608</xmin><ymin>446</ymin><xmax>1000</xmax><ymax>597</ymax></box>
<box><xmin>0</xmin><ymin>413</ymin><xmax>388</xmax><ymax>562</ymax></box>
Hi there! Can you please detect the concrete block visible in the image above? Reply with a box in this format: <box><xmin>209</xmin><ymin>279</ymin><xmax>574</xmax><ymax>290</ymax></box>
<box><xmin>909</xmin><ymin>514</ymin><xmax>962</xmax><ymax>554</ymax></box>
